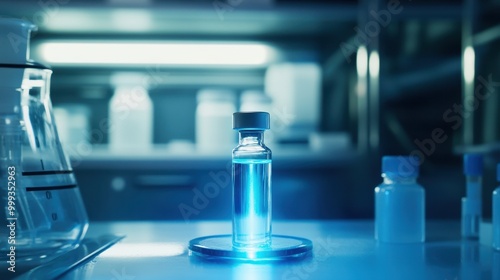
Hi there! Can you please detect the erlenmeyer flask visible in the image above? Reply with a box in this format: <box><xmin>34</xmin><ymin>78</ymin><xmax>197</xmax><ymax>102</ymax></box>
<box><xmin>0</xmin><ymin>19</ymin><xmax>88</xmax><ymax>262</ymax></box>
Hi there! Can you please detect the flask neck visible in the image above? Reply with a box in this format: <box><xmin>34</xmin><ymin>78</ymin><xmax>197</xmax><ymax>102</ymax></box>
<box><xmin>238</xmin><ymin>130</ymin><xmax>265</xmax><ymax>146</ymax></box>
<box><xmin>383</xmin><ymin>174</ymin><xmax>417</xmax><ymax>185</ymax></box>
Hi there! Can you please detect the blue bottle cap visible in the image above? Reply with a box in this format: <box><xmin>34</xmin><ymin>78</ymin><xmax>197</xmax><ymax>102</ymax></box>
<box><xmin>382</xmin><ymin>155</ymin><xmax>419</xmax><ymax>178</ymax></box>
<box><xmin>463</xmin><ymin>154</ymin><xmax>483</xmax><ymax>176</ymax></box>
<box><xmin>233</xmin><ymin>112</ymin><xmax>270</xmax><ymax>130</ymax></box>
<box><xmin>497</xmin><ymin>163</ymin><xmax>500</xmax><ymax>182</ymax></box>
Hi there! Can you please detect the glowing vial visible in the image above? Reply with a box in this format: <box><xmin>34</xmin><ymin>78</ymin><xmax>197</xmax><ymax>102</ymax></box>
<box><xmin>375</xmin><ymin>156</ymin><xmax>425</xmax><ymax>243</ymax></box>
<box><xmin>493</xmin><ymin>164</ymin><xmax>500</xmax><ymax>250</ymax></box>
<box><xmin>462</xmin><ymin>154</ymin><xmax>483</xmax><ymax>239</ymax></box>
<box><xmin>188</xmin><ymin>111</ymin><xmax>312</xmax><ymax>260</ymax></box>
<box><xmin>232</xmin><ymin>112</ymin><xmax>271</xmax><ymax>248</ymax></box>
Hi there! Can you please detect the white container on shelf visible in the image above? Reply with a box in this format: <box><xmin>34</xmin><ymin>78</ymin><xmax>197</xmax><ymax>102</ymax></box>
<box><xmin>240</xmin><ymin>90</ymin><xmax>273</xmax><ymax>112</ymax></box>
<box><xmin>196</xmin><ymin>88</ymin><xmax>236</xmax><ymax>152</ymax></box>
<box><xmin>109</xmin><ymin>73</ymin><xmax>153</xmax><ymax>152</ymax></box>
<box><xmin>264</xmin><ymin>62</ymin><xmax>321</xmax><ymax>141</ymax></box>
<box><xmin>53</xmin><ymin>104</ymin><xmax>91</xmax><ymax>151</ymax></box>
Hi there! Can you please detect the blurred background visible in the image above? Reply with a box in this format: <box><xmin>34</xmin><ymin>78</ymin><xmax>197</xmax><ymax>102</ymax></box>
<box><xmin>1</xmin><ymin>0</ymin><xmax>499</xmax><ymax>221</ymax></box>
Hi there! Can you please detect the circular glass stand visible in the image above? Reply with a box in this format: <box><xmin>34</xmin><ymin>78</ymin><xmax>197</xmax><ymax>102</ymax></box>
<box><xmin>189</xmin><ymin>234</ymin><xmax>313</xmax><ymax>262</ymax></box>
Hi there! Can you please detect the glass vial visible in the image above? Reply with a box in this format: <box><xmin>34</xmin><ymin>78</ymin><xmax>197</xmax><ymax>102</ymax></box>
<box><xmin>462</xmin><ymin>154</ymin><xmax>483</xmax><ymax>239</ymax></box>
<box><xmin>375</xmin><ymin>156</ymin><xmax>425</xmax><ymax>243</ymax></box>
<box><xmin>493</xmin><ymin>164</ymin><xmax>500</xmax><ymax>250</ymax></box>
<box><xmin>232</xmin><ymin>112</ymin><xmax>271</xmax><ymax>248</ymax></box>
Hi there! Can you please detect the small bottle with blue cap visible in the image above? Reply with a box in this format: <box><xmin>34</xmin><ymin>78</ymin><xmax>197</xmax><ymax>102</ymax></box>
<box><xmin>462</xmin><ymin>154</ymin><xmax>483</xmax><ymax>239</ymax></box>
<box><xmin>232</xmin><ymin>111</ymin><xmax>272</xmax><ymax>248</ymax></box>
<box><xmin>375</xmin><ymin>156</ymin><xmax>425</xmax><ymax>243</ymax></box>
<box><xmin>493</xmin><ymin>163</ymin><xmax>500</xmax><ymax>250</ymax></box>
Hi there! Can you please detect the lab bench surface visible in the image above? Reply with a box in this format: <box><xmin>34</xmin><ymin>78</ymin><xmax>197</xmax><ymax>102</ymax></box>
<box><xmin>30</xmin><ymin>221</ymin><xmax>500</xmax><ymax>279</ymax></box>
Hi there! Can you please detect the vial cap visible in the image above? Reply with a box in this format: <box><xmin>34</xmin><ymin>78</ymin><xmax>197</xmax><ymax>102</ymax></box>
<box><xmin>497</xmin><ymin>163</ymin><xmax>500</xmax><ymax>182</ymax></box>
<box><xmin>233</xmin><ymin>111</ymin><xmax>270</xmax><ymax>130</ymax></box>
<box><xmin>463</xmin><ymin>154</ymin><xmax>483</xmax><ymax>176</ymax></box>
<box><xmin>382</xmin><ymin>156</ymin><xmax>419</xmax><ymax>178</ymax></box>
<box><xmin>0</xmin><ymin>18</ymin><xmax>36</xmax><ymax>65</ymax></box>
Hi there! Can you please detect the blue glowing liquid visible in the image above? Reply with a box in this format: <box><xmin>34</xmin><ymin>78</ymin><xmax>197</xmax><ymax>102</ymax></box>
<box><xmin>232</xmin><ymin>158</ymin><xmax>271</xmax><ymax>248</ymax></box>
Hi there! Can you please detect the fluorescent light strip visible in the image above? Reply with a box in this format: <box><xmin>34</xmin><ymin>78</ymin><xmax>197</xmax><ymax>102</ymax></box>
<box><xmin>356</xmin><ymin>46</ymin><xmax>368</xmax><ymax>78</ymax></box>
<box><xmin>368</xmin><ymin>50</ymin><xmax>379</xmax><ymax>78</ymax></box>
<box><xmin>463</xmin><ymin>46</ymin><xmax>475</xmax><ymax>84</ymax></box>
<box><xmin>35</xmin><ymin>41</ymin><xmax>275</xmax><ymax>67</ymax></box>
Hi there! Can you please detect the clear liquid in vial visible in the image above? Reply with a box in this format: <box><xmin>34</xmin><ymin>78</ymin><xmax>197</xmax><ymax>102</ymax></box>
<box><xmin>232</xmin><ymin>158</ymin><xmax>271</xmax><ymax>248</ymax></box>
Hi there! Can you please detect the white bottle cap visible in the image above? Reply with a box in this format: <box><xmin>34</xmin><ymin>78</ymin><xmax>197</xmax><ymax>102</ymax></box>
<box><xmin>241</xmin><ymin>90</ymin><xmax>272</xmax><ymax>104</ymax></box>
<box><xmin>110</xmin><ymin>72</ymin><xmax>149</xmax><ymax>88</ymax></box>
<box><xmin>0</xmin><ymin>18</ymin><xmax>37</xmax><ymax>65</ymax></box>
<box><xmin>197</xmin><ymin>88</ymin><xmax>235</xmax><ymax>103</ymax></box>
